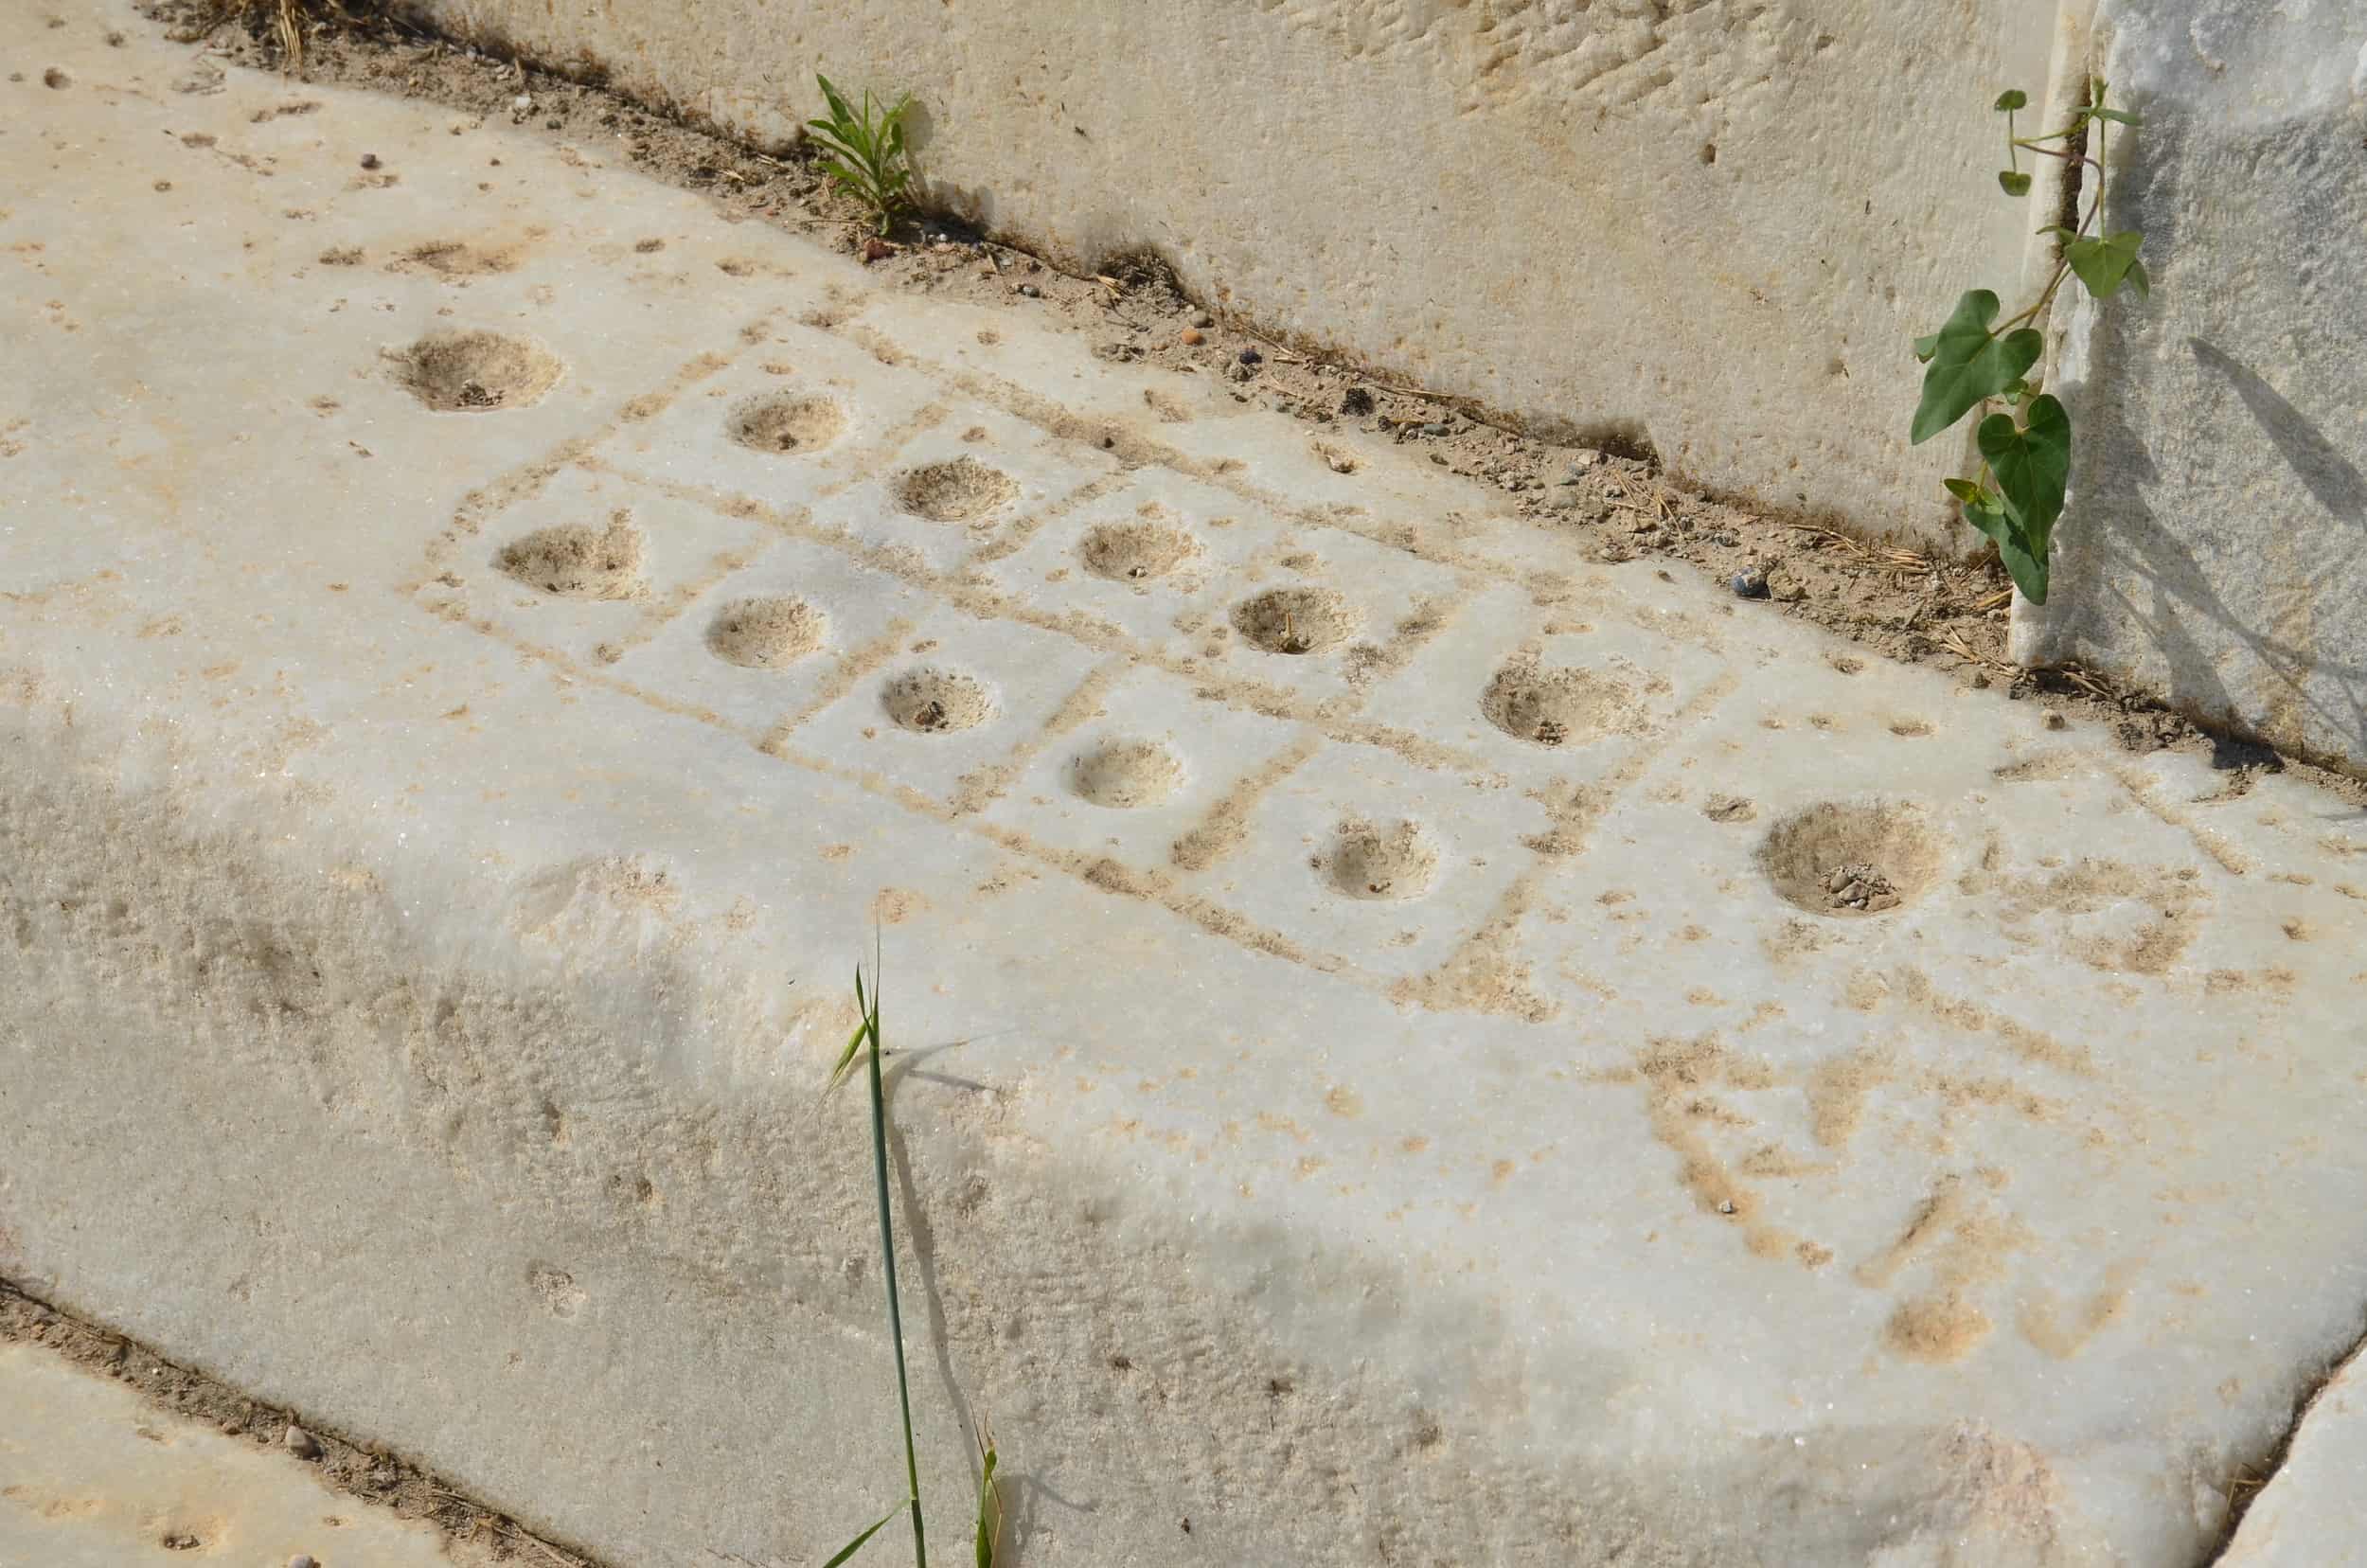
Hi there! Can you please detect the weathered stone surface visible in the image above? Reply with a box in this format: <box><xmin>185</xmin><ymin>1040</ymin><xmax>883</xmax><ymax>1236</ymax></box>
<box><xmin>2222</xmin><ymin>1345</ymin><xmax>2367</xmax><ymax>1567</ymax></box>
<box><xmin>0</xmin><ymin>1345</ymin><xmax>465</xmax><ymax>1568</ymax></box>
<box><xmin>6</xmin><ymin>11</ymin><xmax>2367</xmax><ymax>1567</ymax></box>
<box><xmin>393</xmin><ymin>0</ymin><xmax>2072</xmax><ymax>547</ymax></box>
<box><xmin>2014</xmin><ymin>0</ymin><xmax>2367</xmax><ymax>775</ymax></box>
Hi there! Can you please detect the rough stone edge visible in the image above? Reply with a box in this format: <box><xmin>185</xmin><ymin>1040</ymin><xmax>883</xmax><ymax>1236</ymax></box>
<box><xmin>2008</xmin><ymin>0</ymin><xmax>2367</xmax><ymax>781</ymax></box>
<box><xmin>2210</xmin><ymin>1316</ymin><xmax>2367</xmax><ymax>1560</ymax></box>
<box><xmin>0</xmin><ymin>691</ymin><xmax>1688</xmax><ymax>1565</ymax></box>
<box><xmin>0</xmin><ymin>636</ymin><xmax>2170</xmax><ymax>1564</ymax></box>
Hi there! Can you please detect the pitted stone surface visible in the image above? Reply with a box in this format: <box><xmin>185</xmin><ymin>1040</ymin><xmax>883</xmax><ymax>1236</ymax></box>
<box><xmin>386</xmin><ymin>0</ymin><xmax>2078</xmax><ymax>547</ymax></box>
<box><xmin>4</xmin><ymin>12</ymin><xmax>2367</xmax><ymax>1567</ymax></box>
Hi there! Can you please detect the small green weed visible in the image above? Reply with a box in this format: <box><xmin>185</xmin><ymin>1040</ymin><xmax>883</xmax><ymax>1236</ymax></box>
<box><xmin>824</xmin><ymin>940</ymin><xmax>1002</xmax><ymax>1568</ymax></box>
<box><xmin>808</xmin><ymin>75</ymin><xmax>917</xmax><ymax>236</ymax></box>
<box><xmin>1910</xmin><ymin>78</ymin><xmax>2152</xmax><ymax>607</ymax></box>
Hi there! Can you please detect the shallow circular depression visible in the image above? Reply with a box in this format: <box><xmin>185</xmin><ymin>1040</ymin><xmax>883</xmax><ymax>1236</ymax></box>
<box><xmin>1070</xmin><ymin>737</ymin><xmax>1184</xmax><ymax>809</ymax></box>
<box><xmin>394</xmin><ymin>329</ymin><xmax>561</xmax><ymax>412</ymax></box>
<box><xmin>1325</xmin><ymin>819</ymin><xmax>1440</xmax><ymax>900</ymax></box>
<box><xmin>495</xmin><ymin>517</ymin><xmax>644</xmax><ymax>598</ymax></box>
<box><xmin>1758</xmin><ymin>800</ymin><xmax>1944</xmax><ymax>917</ymax></box>
<box><xmin>881</xmin><ymin>667</ymin><xmax>996</xmax><ymax>734</ymax></box>
<box><xmin>1480</xmin><ymin>658</ymin><xmax>1634</xmax><ymax>747</ymax></box>
<box><xmin>706</xmin><ymin>596</ymin><xmax>828</xmax><ymax>668</ymax></box>
<box><xmin>898</xmin><ymin>456</ymin><xmax>1019</xmax><ymax>522</ymax></box>
<box><xmin>725</xmin><ymin>391</ymin><xmax>847</xmax><ymax>454</ymax></box>
<box><xmin>1232</xmin><ymin>585</ymin><xmax>1357</xmax><ymax>655</ymax></box>
<box><xmin>1080</xmin><ymin>520</ymin><xmax>1198</xmax><ymax>584</ymax></box>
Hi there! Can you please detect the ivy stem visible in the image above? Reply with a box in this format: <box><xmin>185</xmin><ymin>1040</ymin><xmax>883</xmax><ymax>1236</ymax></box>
<box><xmin>1982</xmin><ymin>88</ymin><xmax>2110</xmax><ymax>347</ymax></box>
<box><xmin>2014</xmin><ymin>145</ymin><xmax>2101</xmax><ymax>170</ymax></box>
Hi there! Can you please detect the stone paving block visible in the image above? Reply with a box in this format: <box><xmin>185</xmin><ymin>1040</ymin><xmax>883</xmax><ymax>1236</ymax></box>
<box><xmin>0</xmin><ymin>1344</ymin><xmax>472</xmax><ymax>1568</ymax></box>
<box><xmin>4</xmin><ymin>12</ymin><xmax>2367</xmax><ymax>1568</ymax></box>
<box><xmin>2017</xmin><ymin>0</ymin><xmax>2367</xmax><ymax>775</ymax></box>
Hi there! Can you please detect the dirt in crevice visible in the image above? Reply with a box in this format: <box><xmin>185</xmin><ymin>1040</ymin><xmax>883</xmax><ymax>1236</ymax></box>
<box><xmin>141</xmin><ymin>1</ymin><xmax>2367</xmax><ymax>804</ymax></box>
<box><xmin>2206</xmin><ymin>1315</ymin><xmax>2367</xmax><ymax>1562</ymax></box>
<box><xmin>0</xmin><ymin>1277</ymin><xmax>610</xmax><ymax>1566</ymax></box>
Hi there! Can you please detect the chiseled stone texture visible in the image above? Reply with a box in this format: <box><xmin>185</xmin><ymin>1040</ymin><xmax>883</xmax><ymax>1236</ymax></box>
<box><xmin>2014</xmin><ymin>0</ymin><xmax>2367</xmax><ymax>775</ymax></box>
<box><xmin>8</xmin><ymin>11</ymin><xmax>2367</xmax><ymax>1567</ymax></box>
<box><xmin>2221</xmin><ymin>1345</ymin><xmax>2367</xmax><ymax>1568</ymax></box>
<box><xmin>399</xmin><ymin>0</ymin><xmax>2070</xmax><ymax>548</ymax></box>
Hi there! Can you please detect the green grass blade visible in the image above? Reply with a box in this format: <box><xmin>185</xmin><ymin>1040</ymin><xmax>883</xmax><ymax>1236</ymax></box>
<box><xmin>828</xmin><ymin>966</ymin><xmax>873</xmax><ymax>1092</ymax></box>
<box><xmin>816</xmin><ymin>73</ymin><xmax>855</xmax><ymax>128</ymax></box>
<box><xmin>860</xmin><ymin>947</ymin><xmax>927</xmax><ymax>1567</ymax></box>
<box><xmin>973</xmin><ymin>1425</ymin><xmax>1002</xmax><ymax>1568</ymax></box>
<box><xmin>822</xmin><ymin>1501</ymin><xmax>906</xmax><ymax>1568</ymax></box>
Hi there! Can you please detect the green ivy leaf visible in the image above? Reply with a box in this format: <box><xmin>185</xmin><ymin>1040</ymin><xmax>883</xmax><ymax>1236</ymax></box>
<box><xmin>1994</xmin><ymin>89</ymin><xmax>2028</xmax><ymax>112</ymax></box>
<box><xmin>1942</xmin><ymin>476</ymin><xmax>1988</xmax><ymax>504</ymax></box>
<box><xmin>2124</xmin><ymin>258</ymin><xmax>2150</xmax><ymax>301</ymax></box>
<box><xmin>1960</xmin><ymin>490</ymin><xmax>2050</xmax><ymax>605</ymax></box>
<box><xmin>2064</xmin><ymin>231</ymin><xmax>2145</xmax><ymax>298</ymax></box>
<box><xmin>1913</xmin><ymin>331</ymin><xmax>1940</xmax><ymax>363</ymax></box>
<box><xmin>1975</xmin><ymin>393</ymin><xmax>2071</xmax><ymax>607</ymax></box>
<box><xmin>2089</xmin><ymin>106</ymin><xmax>2140</xmax><ymax>125</ymax></box>
<box><xmin>1911</xmin><ymin>291</ymin><xmax>2044</xmax><ymax>445</ymax></box>
<box><xmin>1980</xmin><ymin>395</ymin><xmax>2071</xmax><ymax>535</ymax></box>
<box><xmin>1999</xmin><ymin>169</ymin><xmax>2033</xmax><ymax>196</ymax></box>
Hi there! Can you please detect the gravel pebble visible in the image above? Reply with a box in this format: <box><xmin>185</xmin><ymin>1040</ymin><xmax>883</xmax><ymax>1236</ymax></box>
<box><xmin>1732</xmin><ymin>568</ymin><xmax>1771</xmax><ymax>599</ymax></box>
<box><xmin>1238</xmin><ymin>347</ymin><xmax>1262</xmax><ymax>365</ymax></box>
<box><xmin>291</xmin><ymin>1557</ymin><xmax>320</xmax><ymax>1568</ymax></box>
<box><xmin>1016</xmin><ymin>282</ymin><xmax>1040</xmax><ymax>298</ymax></box>
<box><xmin>359</xmin><ymin>152</ymin><xmax>381</xmax><ymax>169</ymax></box>
<box><xmin>284</xmin><ymin>1424</ymin><xmax>321</xmax><ymax>1460</ymax></box>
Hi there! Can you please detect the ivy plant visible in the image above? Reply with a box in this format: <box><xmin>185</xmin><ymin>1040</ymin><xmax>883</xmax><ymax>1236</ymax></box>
<box><xmin>1911</xmin><ymin>79</ymin><xmax>2151</xmax><ymax>605</ymax></box>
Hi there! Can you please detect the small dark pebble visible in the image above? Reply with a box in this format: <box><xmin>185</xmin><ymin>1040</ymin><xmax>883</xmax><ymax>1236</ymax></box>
<box><xmin>1709</xmin><ymin>532</ymin><xmax>1741</xmax><ymax>547</ymax></box>
<box><xmin>284</xmin><ymin>1424</ymin><xmax>322</xmax><ymax>1460</ymax></box>
<box><xmin>359</xmin><ymin>153</ymin><xmax>381</xmax><ymax>169</ymax></box>
<box><xmin>292</xmin><ymin>1556</ymin><xmax>320</xmax><ymax>1568</ymax></box>
<box><xmin>1239</xmin><ymin>347</ymin><xmax>1262</xmax><ymax>365</ymax></box>
<box><xmin>1420</xmin><ymin>420</ymin><xmax>1453</xmax><ymax>437</ymax></box>
<box><xmin>1340</xmin><ymin>386</ymin><xmax>1375</xmax><ymax>418</ymax></box>
<box><xmin>1732</xmin><ymin>569</ymin><xmax>1771</xmax><ymax>599</ymax></box>
<box><xmin>1018</xmin><ymin>282</ymin><xmax>1040</xmax><ymax>298</ymax></box>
